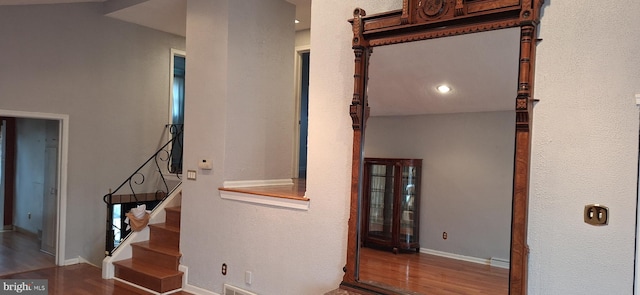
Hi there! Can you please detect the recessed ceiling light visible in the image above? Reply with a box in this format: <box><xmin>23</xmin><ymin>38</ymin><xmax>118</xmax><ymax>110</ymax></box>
<box><xmin>436</xmin><ymin>85</ymin><xmax>451</xmax><ymax>93</ymax></box>
<box><xmin>295</xmin><ymin>19</ymin><xmax>300</xmax><ymax>24</ymax></box>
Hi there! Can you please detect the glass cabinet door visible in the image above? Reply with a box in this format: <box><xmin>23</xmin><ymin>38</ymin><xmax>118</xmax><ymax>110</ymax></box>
<box><xmin>367</xmin><ymin>163</ymin><xmax>395</xmax><ymax>241</ymax></box>
<box><xmin>362</xmin><ymin>158</ymin><xmax>421</xmax><ymax>252</ymax></box>
<box><xmin>399</xmin><ymin>165</ymin><xmax>418</xmax><ymax>244</ymax></box>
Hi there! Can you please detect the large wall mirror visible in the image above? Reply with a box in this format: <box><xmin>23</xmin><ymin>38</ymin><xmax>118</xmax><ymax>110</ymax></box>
<box><xmin>342</xmin><ymin>1</ymin><xmax>544</xmax><ymax>295</ymax></box>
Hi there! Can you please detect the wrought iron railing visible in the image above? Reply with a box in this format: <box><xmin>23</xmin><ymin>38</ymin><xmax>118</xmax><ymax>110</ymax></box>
<box><xmin>103</xmin><ymin>124</ymin><xmax>183</xmax><ymax>256</ymax></box>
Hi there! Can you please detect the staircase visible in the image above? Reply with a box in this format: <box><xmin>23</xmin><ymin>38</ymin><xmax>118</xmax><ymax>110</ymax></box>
<box><xmin>113</xmin><ymin>206</ymin><xmax>183</xmax><ymax>293</ymax></box>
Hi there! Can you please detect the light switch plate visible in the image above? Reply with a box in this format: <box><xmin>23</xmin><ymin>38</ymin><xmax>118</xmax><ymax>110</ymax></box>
<box><xmin>186</xmin><ymin>170</ymin><xmax>197</xmax><ymax>180</ymax></box>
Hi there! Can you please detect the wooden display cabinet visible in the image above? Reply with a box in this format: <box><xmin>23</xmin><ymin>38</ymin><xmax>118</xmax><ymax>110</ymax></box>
<box><xmin>361</xmin><ymin>158</ymin><xmax>421</xmax><ymax>253</ymax></box>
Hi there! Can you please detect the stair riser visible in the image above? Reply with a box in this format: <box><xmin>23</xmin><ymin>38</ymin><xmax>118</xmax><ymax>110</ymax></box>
<box><xmin>132</xmin><ymin>246</ymin><xmax>180</xmax><ymax>270</ymax></box>
<box><xmin>165</xmin><ymin>209</ymin><xmax>181</xmax><ymax>228</ymax></box>
<box><xmin>149</xmin><ymin>225</ymin><xmax>180</xmax><ymax>250</ymax></box>
<box><xmin>114</xmin><ymin>264</ymin><xmax>183</xmax><ymax>293</ymax></box>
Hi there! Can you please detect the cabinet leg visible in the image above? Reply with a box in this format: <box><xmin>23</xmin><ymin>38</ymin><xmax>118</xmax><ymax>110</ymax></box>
<box><xmin>392</xmin><ymin>247</ymin><xmax>398</xmax><ymax>254</ymax></box>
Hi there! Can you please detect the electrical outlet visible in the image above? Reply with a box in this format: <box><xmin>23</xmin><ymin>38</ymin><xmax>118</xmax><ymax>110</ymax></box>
<box><xmin>221</xmin><ymin>263</ymin><xmax>227</xmax><ymax>275</ymax></box>
<box><xmin>584</xmin><ymin>204</ymin><xmax>608</xmax><ymax>226</ymax></box>
<box><xmin>28</xmin><ymin>212</ymin><xmax>31</xmax><ymax>219</ymax></box>
<box><xmin>442</xmin><ymin>232</ymin><xmax>447</xmax><ymax>239</ymax></box>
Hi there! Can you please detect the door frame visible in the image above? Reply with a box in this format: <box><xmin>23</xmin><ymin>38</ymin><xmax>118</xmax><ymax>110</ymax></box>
<box><xmin>169</xmin><ymin>48</ymin><xmax>187</xmax><ymax>125</ymax></box>
<box><xmin>0</xmin><ymin>109</ymin><xmax>68</xmax><ymax>266</ymax></box>
<box><xmin>292</xmin><ymin>45</ymin><xmax>311</xmax><ymax>178</ymax></box>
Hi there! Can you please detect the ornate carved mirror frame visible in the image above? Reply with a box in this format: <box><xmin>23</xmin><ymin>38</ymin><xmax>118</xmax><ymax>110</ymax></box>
<box><xmin>343</xmin><ymin>0</ymin><xmax>544</xmax><ymax>294</ymax></box>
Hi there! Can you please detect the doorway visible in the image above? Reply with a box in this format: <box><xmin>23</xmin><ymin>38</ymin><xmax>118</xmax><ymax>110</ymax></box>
<box><xmin>0</xmin><ymin>110</ymin><xmax>68</xmax><ymax>267</ymax></box>
<box><xmin>169</xmin><ymin>48</ymin><xmax>186</xmax><ymax>174</ymax></box>
<box><xmin>294</xmin><ymin>46</ymin><xmax>310</xmax><ymax>179</ymax></box>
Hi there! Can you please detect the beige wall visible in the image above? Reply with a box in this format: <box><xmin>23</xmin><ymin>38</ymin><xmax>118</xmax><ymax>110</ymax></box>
<box><xmin>528</xmin><ymin>1</ymin><xmax>640</xmax><ymax>293</ymax></box>
<box><xmin>0</xmin><ymin>2</ymin><xmax>185</xmax><ymax>265</ymax></box>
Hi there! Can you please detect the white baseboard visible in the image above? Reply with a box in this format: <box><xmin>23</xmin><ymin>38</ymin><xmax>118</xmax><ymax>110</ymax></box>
<box><xmin>420</xmin><ymin>248</ymin><xmax>509</xmax><ymax>269</ymax></box>
<box><xmin>490</xmin><ymin>257</ymin><xmax>510</xmax><ymax>269</ymax></box>
<box><xmin>180</xmin><ymin>264</ymin><xmax>221</xmax><ymax>295</ymax></box>
<box><xmin>64</xmin><ymin>256</ymin><xmax>97</xmax><ymax>267</ymax></box>
<box><xmin>64</xmin><ymin>258</ymin><xmax>80</xmax><ymax>265</ymax></box>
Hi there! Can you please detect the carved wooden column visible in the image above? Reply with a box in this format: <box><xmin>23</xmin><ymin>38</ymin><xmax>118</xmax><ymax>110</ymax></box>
<box><xmin>345</xmin><ymin>7</ymin><xmax>370</xmax><ymax>284</ymax></box>
<box><xmin>511</xmin><ymin>1</ymin><xmax>543</xmax><ymax>293</ymax></box>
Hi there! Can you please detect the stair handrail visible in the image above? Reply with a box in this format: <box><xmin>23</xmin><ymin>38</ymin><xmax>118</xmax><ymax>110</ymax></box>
<box><xmin>102</xmin><ymin>124</ymin><xmax>183</xmax><ymax>205</ymax></box>
<box><xmin>103</xmin><ymin>124</ymin><xmax>183</xmax><ymax>255</ymax></box>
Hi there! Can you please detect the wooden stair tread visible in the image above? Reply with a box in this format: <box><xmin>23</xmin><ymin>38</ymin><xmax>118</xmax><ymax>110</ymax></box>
<box><xmin>165</xmin><ymin>206</ymin><xmax>181</xmax><ymax>212</ymax></box>
<box><xmin>113</xmin><ymin>201</ymin><xmax>183</xmax><ymax>293</ymax></box>
<box><xmin>114</xmin><ymin>259</ymin><xmax>182</xmax><ymax>278</ymax></box>
<box><xmin>149</xmin><ymin>222</ymin><xmax>179</xmax><ymax>232</ymax></box>
<box><xmin>131</xmin><ymin>241</ymin><xmax>181</xmax><ymax>257</ymax></box>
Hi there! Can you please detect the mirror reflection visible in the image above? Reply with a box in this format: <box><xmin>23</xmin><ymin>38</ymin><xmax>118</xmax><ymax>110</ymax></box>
<box><xmin>358</xmin><ymin>27</ymin><xmax>521</xmax><ymax>295</ymax></box>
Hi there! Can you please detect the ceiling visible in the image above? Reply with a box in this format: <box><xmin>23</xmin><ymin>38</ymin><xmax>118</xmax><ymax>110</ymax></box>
<box><xmin>368</xmin><ymin>27</ymin><xmax>521</xmax><ymax>116</ymax></box>
<box><xmin>3</xmin><ymin>0</ymin><xmax>518</xmax><ymax>117</ymax></box>
<box><xmin>105</xmin><ymin>0</ymin><xmax>187</xmax><ymax>37</ymax></box>
<box><xmin>0</xmin><ymin>0</ymin><xmax>311</xmax><ymax>36</ymax></box>
<box><xmin>0</xmin><ymin>0</ymin><xmax>103</xmax><ymax>4</ymax></box>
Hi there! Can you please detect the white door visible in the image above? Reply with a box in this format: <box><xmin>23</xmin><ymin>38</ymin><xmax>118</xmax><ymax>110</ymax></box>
<box><xmin>41</xmin><ymin>140</ymin><xmax>57</xmax><ymax>255</ymax></box>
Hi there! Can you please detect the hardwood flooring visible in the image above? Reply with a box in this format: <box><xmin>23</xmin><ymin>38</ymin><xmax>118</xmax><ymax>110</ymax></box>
<box><xmin>219</xmin><ymin>178</ymin><xmax>307</xmax><ymax>199</ymax></box>
<box><xmin>359</xmin><ymin>247</ymin><xmax>509</xmax><ymax>295</ymax></box>
<box><xmin>0</xmin><ymin>263</ymin><xmax>193</xmax><ymax>295</ymax></box>
<box><xmin>1</xmin><ymin>230</ymin><xmax>192</xmax><ymax>294</ymax></box>
<box><xmin>0</xmin><ymin>230</ymin><xmax>55</xmax><ymax>276</ymax></box>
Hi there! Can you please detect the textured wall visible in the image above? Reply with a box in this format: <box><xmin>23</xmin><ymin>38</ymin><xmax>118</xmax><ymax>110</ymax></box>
<box><xmin>224</xmin><ymin>0</ymin><xmax>296</xmax><ymax>181</ymax></box>
<box><xmin>180</xmin><ymin>0</ymin><xmax>400</xmax><ymax>294</ymax></box>
<box><xmin>0</xmin><ymin>3</ymin><xmax>185</xmax><ymax>265</ymax></box>
<box><xmin>527</xmin><ymin>1</ymin><xmax>640</xmax><ymax>294</ymax></box>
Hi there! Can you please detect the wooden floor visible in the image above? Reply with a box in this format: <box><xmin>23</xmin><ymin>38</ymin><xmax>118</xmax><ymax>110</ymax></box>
<box><xmin>0</xmin><ymin>230</ymin><xmax>55</xmax><ymax>276</ymax></box>
<box><xmin>359</xmin><ymin>247</ymin><xmax>509</xmax><ymax>295</ymax></box>
<box><xmin>219</xmin><ymin>178</ymin><xmax>307</xmax><ymax>199</ymax></box>
<box><xmin>0</xmin><ymin>230</ymin><xmax>192</xmax><ymax>294</ymax></box>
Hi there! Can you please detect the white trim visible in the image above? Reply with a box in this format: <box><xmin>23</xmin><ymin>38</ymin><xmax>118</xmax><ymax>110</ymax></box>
<box><xmin>64</xmin><ymin>257</ymin><xmax>80</xmax><ymax>265</ymax></box>
<box><xmin>419</xmin><ymin>248</ymin><xmax>510</xmax><ymax>269</ymax></box>
<box><xmin>222</xmin><ymin>179</ymin><xmax>293</xmax><ymax>188</ymax></box>
<box><xmin>292</xmin><ymin>45</ymin><xmax>311</xmax><ymax>178</ymax></box>
<box><xmin>64</xmin><ymin>256</ymin><xmax>98</xmax><ymax>267</ymax></box>
<box><xmin>113</xmin><ymin>277</ymin><xmax>160</xmax><ymax>295</ymax></box>
<box><xmin>635</xmin><ymin>107</ymin><xmax>640</xmax><ymax>295</ymax></box>
<box><xmin>114</xmin><ymin>277</ymin><xmax>187</xmax><ymax>295</ymax></box>
<box><xmin>0</xmin><ymin>109</ymin><xmax>68</xmax><ymax>266</ymax></box>
<box><xmin>490</xmin><ymin>257</ymin><xmax>510</xmax><ymax>269</ymax></box>
<box><xmin>220</xmin><ymin>179</ymin><xmax>309</xmax><ymax>210</ymax></box>
<box><xmin>180</xmin><ymin>264</ymin><xmax>221</xmax><ymax>295</ymax></box>
<box><xmin>219</xmin><ymin>190</ymin><xmax>309</xmax><ymax>211</ymax></box>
